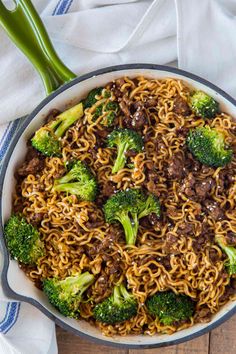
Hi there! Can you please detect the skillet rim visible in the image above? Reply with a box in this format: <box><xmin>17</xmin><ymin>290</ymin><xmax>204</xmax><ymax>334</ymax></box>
<box><xmin>1</xmin><ymin>63</ymin><xmax>236</xmax><ymax>348</ymax></box>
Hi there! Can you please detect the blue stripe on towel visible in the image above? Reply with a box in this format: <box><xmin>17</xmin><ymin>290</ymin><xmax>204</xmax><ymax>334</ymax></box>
<box><xmin>53</xmin><ymin>0</ymin><xmax>73</xmax><ymax>15</ymax></box>
<box><xmin>0</xmin><ymin>119</ymin><xmax>21</xmax><ymax>162</ymax></box>
<box><xmin>0</xmin><ymin>0</ymin><xmax>74</xmax><ymax>334</ymax></box>
<box><xmin>0</xmin><ymin>303</ymin><xmax>20</xmax><ymax>334</ymax></box>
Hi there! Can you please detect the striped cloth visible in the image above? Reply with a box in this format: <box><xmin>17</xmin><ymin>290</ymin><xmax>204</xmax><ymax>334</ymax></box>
<box><xmin>0</xmin><ymin>2</ymin><xmax>73</xmax><ymax>353</ymax></box>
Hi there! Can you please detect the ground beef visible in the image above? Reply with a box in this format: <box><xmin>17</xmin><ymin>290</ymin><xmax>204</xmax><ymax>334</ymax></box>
<box><xmin>167</xmin><ymin>151</ymin><xmax>185</xmax><ymax>179</ymax></box>
<box><xmin>146</xmin><ymin>180</ymin><xmax>160</xmax><ymax>197</ymax></box>
<box><xmin>119</xmin><ymin>97</ymin><xmax>148</xmax><ymax>130</ymax></box>
<box><xmin>109</xmin><ymin>80</ymin><xmax>124</xmax><ymax>99</ymax></box>
<box><xmin>144</xmin><ymin>98</ymin><xmax>158</xmax><ymax>108</ymax></box>
<box><xmin>173</xmin><ymin>95</ymin><xmax>191</xmax><ymax>116</ymax></box>
<box><xmin>158</xmin><ymin>255</ymin><xmax>171</xmax><ymax>270</ymax></box>
<box><xmin>107</xmin><ymin>259</ymin><xmax>122</xmax><ymax>274</ymax></box>
<box><xmin>225</xmin><ymin>232</ymin><xmax>236</xmax><ymax>246</ymax></box>
<box><xmin>192</xmin><ymin>226</ymin><xmax>212</xmax><ymax>252</ymax></box>
<box><xmin>180</xmin><ymin>173</ymin><xmax>196</xmax><ymax>197</ymax></box>
<box><xmin>219</xmin><ymin>169</ymin><xmax>235</xmax><ymax>189</ymax></box>
<box><xmin>230</xmin><ymin>279</ymin><xmax>236</xmax><ymax>290</ymax></box>
<box><xmin>17</xmin><ymin>156</ymin><xmax>44</xmax><ymax>177</ymax></box>
<box><xmin>96</xmin><ymin>226</ymin><xmax>122</xmax><ymax>253</ymax></box>
<box><xmin>163</xmin><ymin>233</ymin><xmax>179</xmax><ymax>254</ymax></box>
<box><xmin>176</xmin><ymin>126</ymin><xmax>189</xmax><ymax>138</ymax></box>
<box><xmin>166</xmin><ymin>207</ymin><xmax>179</xmax><ymax>219</ymax></box>
<box><xmin>143</xmin><ymin>129</ymin><xmax>155</xmax><ymax>143</ymax></box>
<box><xmin>180</xmin><ymin>174</ymin><xmax>215</xmax><ymax>201</ymax></box>
<box><xmin>119</xmin><ymin>97</ymin><xmax>131</xmax><ymax>118</ymax></box>
<box><xmin>125</xmin><ymin>149</ymin><xmax>138</xmax><ymax>158</ymax></box>
<box><xmin>203</xmin><ymin>199</ymin><xmax>224</xmax><ymax>220</ymax></box>
<box><xmin>93</xmin><ymin>273</ymin><xmax>110</xmax><ymax>303</ymax></box>
<box><xmin>177</xmin><ymin>222</ymin><xmax>194</xmax><ymax>236</ymax></box>
<box><xmin>131</xmin><ymin>108</ymin><xmax>147</xmax><ymax>129</ymax></box>
<box><xmin>148</xmin><ymin>213</ymin><xmax>160</xmax><ymax>226</ymax></box>
<box><xmin>195</xmin><ymin>307</ymin><xmax>212</xmax><ymax>323</ymax></box>
<box><xmin>195</xmin><ymin>177</ymin><xmax>215</xmax><ymax>200</ymax></box>
<box><xmin>219</xmin><ymin>284</ymin><xmax>236</xmax><ymax>303</ymax></box>
<box><xmin>145</xmin><ymin>170</ymin><xmax>160</xmax><ymax>196</ymax></box>
<box><xmin>209</xmin><ymin>248</ymin><xmax>220</xmax><ymax>262</ymax></box>
<box><xmin>95</xmin><ymin>129</ymin><xmax>110</xmax><ymax>139</ymax></box>
<box><xmin>100</xmin><ymin>181</ymin><xmax>115</xmax><ymax>198</ymax></box>
<box><xmin>16</xmin><ymin>145</ymin><xmax>45</xmax><ymax>177</ymax></box>
<box><xmin>30</xmin><ymin>213</ymin><xmax>44</xmax><ymax>226</ymax></box>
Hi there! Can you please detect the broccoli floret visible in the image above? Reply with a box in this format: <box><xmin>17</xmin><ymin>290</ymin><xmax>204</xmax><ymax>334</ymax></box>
<box><xmin>93</xmin><ymin>284</ymin><xmax>138</xmax><ymax>324</ymax></box>
<box><xmin>146</xmin><ymin>291</ymin><xmax>195</xmax><ymax>326</ymax></box>
<box><xmin>4</xmin><ymin>215</ymin><xmax>44</xmax><ymax>265</ymax></box>
<box><xmin>53</xmin><ymin>160</ymin><xmax>97</xmax><ymax>201</ymax></box>
<box><xmin>107</xmin><ymin>128</ymin><xmax>143</xmax><ymax>173</ymax></box>
<box><xmin>190</xmin><ymin>91</ymin><xmax>219</xmax><ymax>119</ymax></box>
<box><xmin>102</xmin><ymin>101</ymin><xmax>119</xmax><ymax>127</ymax></box>
<box><xmin>92</xmin><ymin>99</ymin><xmax>119</xmax><ymax>127</ymax></box>
<box><xmin>104</xmin><ymin>189</ymin><xmax>160</xmax><ymax>245</ymax></box>
<box><xmin>187</xmin><ymin>126</ymin><xmax>233</xmax><ymax>167</ymax></box>
<box><xmin>32</xmin><ymin>103</ymin><xmax>83</xmax><ymax>157</ymax></box>
<box><xmin>43</xmin><ymin>272</ymin><xmax>94</xmax><ymax>318</ymax></box>
<box><xmin>83</xmin><ymin>88</ymin><xmax>103</xmax><ymax>109</ymax></box>
<box><xmin>216</xmin><ymin>235</ymin><xmax>236</xmax><ymax>275</ymax></box>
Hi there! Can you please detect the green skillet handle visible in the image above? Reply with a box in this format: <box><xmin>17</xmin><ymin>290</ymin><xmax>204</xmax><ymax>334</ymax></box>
<box><xmin>0</xmin><ymin>0</ymin><xmax>76</xmax><ymax>95</ymax></box>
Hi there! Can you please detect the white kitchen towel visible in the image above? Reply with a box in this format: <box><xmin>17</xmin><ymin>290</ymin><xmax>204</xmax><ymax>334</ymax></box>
<box><xmin>1</xmin><ymin>0</ymin><xmax>236</xmax><ymax>127</ymax></box>
<box><xmin>0</xmin><ymin>0</ymin><xmax>236</xmax><ymax>353</ymax></box>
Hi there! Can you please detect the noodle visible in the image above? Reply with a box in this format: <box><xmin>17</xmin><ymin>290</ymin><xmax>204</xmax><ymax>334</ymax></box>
<box><xmin>13</xmin><ymin>77</ymin><xmax>236</xmax><ymax>336</ymax></box>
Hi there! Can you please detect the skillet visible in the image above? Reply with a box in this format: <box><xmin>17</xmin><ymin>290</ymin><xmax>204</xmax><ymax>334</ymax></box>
<box><xmin>0</xmin><ymin>0</ymin><xmax>236</xmax><ymax>348</ymax></box>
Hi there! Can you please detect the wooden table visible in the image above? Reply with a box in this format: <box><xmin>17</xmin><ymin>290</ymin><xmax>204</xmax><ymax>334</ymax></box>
<box><xmin>56</xmin><ymin>314</ymin><xmax>236</xmax><ymax>354</ymax></box>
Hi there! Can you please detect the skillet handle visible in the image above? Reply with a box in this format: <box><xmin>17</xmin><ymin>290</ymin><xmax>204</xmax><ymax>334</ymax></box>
<box><xmin>0</xmin><ymin>0</ymin><xmax>76</xmax><ymax>95</ymax></box>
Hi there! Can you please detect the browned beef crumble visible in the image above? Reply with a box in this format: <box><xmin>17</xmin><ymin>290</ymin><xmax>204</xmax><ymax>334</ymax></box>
<box><xmin>144</xmin><ymin>97</ymin><xmax>158</xmax><ymax>108</ymax></box>
<box><xmin>203</xmin><ymin>200</ymin><xmax>224</xmax><ymax>220</ymax></box>
<box><xmin>167</xmin><ymin>151</ymin><xmax>185</xmax><ymax>179</ymax></box>
<box><xmin>163</xmin><ymin>233</ymin><xmax>180</xmax><ymax>254</ymax></box>
<box><xmin>16</xmin><ymin>146</ymin><xmax>45</xmax><ymax>177</ymax></box>
<box><xmin>225</xmin><ymin>232</ymin><xmax>236</xmax><ymax>246</ymax></box>
<box><xmin>173</xmin><ymin>95</ymin><xmax>191</xmax><ymax>116</ymax></box>
<box><xmin>194</xmin><ymin>307</ymin><xmax>212</xmax><ymax>323</ymax></box>
<box><xmin>177</xmin><ymin>222</ymin><xmax>194</xmax><ymax>236</ymax></box>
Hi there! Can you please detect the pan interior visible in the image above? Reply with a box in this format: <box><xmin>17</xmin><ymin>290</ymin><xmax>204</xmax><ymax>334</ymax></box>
<box><xmin>1</xmin><ymin>66</ymin><xmax>236</xmax><ymax>347</ymax></box>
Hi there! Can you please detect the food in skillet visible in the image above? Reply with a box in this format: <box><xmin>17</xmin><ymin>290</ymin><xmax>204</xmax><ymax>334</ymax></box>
<box><xmin>5</xmin><ymin>77</ymin><xmax>236</xmax><ymax>336</ymax></box>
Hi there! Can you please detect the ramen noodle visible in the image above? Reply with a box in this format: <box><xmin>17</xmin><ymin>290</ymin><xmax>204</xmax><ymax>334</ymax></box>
<box><xmin>12</xmin><ymin>77</ymin><xmax>236</xmax><ymax>336</ymax></box>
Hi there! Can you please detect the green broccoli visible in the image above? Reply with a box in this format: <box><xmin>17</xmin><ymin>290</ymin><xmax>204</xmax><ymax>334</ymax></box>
<box><xmin>32</xmin><ymin>103</ymin><xmax>84</xmax><ymax>157</ymax></box>
<box><xmin>190</xmin><ymin>91</ymin><xmax>219</xmax><ymax>119</ymax></box>
<box><xmin>53</xmin><ymin>160</ymin><xmax>97</xmax><ymax>201</ymax></box>
<box><xmin>187</xmin><ymin>126</ymin><xmax>233</xmax><ymax>167</ymax></box>
<box><xmin>43</xmin><ymin>272</ymin><xmax>94</xmax><ymax>318</ymax></box>
<box><xmin>92</xmin><ymin>100</ymin><xmax>119</xmax><ymax>127</ymax></box>
<box><xmin>4</xmin><ymin>215</ymin><xmax>44</xmax><ymax>265</ymax></box>
<box><xmin>107</xmin><ymin>128</ymin><xmax>143</xmax><ymax>173</ymax></box>
<box><xmin>146</xmin><ymin>291</ymin><xmax>195</xmax><ymax>326</ymax></box>
<box><xmin>93</xmin><ymin>284</ymin><xmax>138</xmax><ymax>324</ymax></box>
<box><xmin>83</xmin><ymin>87</ymin><xmax>103</xmax><ymax>109</ymax></box>
<box><xmin>103</xmin><ymin>189</ymin><xmax>160</xmax><ymax>245</ymax></box>
<box><xmin>215</xmin><ymin>234</ymin><xmax>236</xmax><ymax>275</ymax></box>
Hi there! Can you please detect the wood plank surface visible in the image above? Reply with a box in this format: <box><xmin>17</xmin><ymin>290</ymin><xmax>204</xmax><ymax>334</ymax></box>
<box><xmin>209</xmin><ymin>315</ymin><xmax>236</xmax><ymax>354</ymax></box>
<box><xmin>56</xmin><ymin>327</ymin><xmax>209</xmax><ymax>354</ymax></box>
<box><xmin>56</xmin><ymin>314</ymin><xmax>236</xmax><ymax>354</ymax></box>
<box><xmin>56</xmin><ymin>326</ymin><xmax>128</xmax><ymax>354</ymax></box>
<box><xmin>129</xmin><ymin>333</ymin><xmax>209</xmax><ymax>354</ymax></box>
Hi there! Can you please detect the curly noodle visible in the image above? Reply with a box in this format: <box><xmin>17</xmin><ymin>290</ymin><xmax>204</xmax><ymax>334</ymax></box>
<box><xmin>13</xmin><ymin>77</ymin><xmax>236</xmax><ymax>336</ymax></box>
